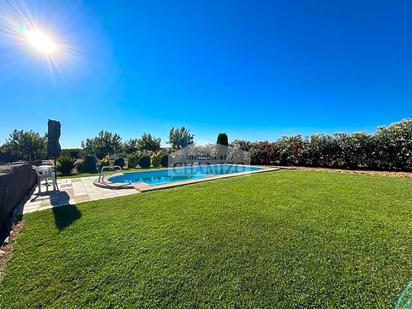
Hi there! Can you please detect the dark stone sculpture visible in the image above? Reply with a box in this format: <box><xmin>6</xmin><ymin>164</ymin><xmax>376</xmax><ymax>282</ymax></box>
<box><xmin>47</xmin><ymin>120</ymin><xmax>61</xmax><ymax>159</ymax></box>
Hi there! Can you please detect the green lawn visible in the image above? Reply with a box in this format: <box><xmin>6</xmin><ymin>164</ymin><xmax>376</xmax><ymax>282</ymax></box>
<box><xmin>1</xmin><ymin>170</ymin><xmax>412</xmax><ymax>307</ymax></box>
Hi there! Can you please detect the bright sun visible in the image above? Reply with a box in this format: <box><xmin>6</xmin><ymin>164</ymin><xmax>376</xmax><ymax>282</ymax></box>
<box><xmin>25</xmin><ymin>30</ymin><xmax>57</xmax><ymax>54</ymax></box>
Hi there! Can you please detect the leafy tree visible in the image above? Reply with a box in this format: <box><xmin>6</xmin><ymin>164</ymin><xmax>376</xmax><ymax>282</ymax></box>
<box><xmin>2</xmin><ymin>129</ymin><xmax>46</xmax><ymax>161</ymax></box>
<box><xmin>124</xmin><ymin>134</ymin><xmax>161</xmax><ymax>154</ymax></box>
<box><xmin>81</xmin><ymin>130</ymin><xmax>123</xmax><ymax>159</ymax></box>
<box><xmin>168</xmin><ymin>127</ymin><xmax>194</xmax><ymax>151</ymax></box>
<box><xmin>137</xmin><ymin>133</ymin><xmax>161</xmax><ymax>152</ymax></box>
<box><xmin>0</xmin><ymin>143</ymin><xmax>16</xmax><ymax>162</ymax></box>
<box><xmin>123</xmin><ymin>139</ymin><xmax>139</xmax><ymax>154</ymax></box>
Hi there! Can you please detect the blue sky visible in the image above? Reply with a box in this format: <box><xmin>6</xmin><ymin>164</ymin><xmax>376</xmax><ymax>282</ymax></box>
<box><xmin>0</xmin><ymin>0</ymin><xmax>411</xmax><ymax>147</ymax></box>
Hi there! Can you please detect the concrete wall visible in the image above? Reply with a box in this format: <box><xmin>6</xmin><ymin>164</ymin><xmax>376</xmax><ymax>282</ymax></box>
<box><xmin>0</xmin><ymin>163</ymin><xmax>36</xmax><ymax>230</ymax></box>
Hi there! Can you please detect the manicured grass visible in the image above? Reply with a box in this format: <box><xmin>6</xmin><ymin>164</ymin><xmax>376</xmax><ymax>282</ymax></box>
<box><xmin>1</xmin><ymin>170</ymin><xmax>412</xmax><ymax>307</ymax></box>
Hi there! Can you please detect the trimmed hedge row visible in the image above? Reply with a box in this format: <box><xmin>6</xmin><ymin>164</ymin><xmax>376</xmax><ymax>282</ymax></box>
<box><xmin>128</xmin><ymin>152</ymin><xmax>169</xmax><ymax>169</ymax></box>
<box><xmin>232</xmin><ymin>119</ymin><xmax>412</xmax><ymax>171</ymax></box>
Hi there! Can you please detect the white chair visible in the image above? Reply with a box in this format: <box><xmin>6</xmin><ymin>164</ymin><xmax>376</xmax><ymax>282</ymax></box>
<box><xmin>33</xmin><ymin>165</ymin><xmax>57</xmax><ymax>193</ymax></box>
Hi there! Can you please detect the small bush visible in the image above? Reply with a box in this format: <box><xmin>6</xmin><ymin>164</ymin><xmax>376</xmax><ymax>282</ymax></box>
<box><xmin>128</xmin><ymin>154</ymin><xmax>140</xmax><ymax>168</ymax></box>
<box><xmin>79</xmin><ymin>155</ymin><xmax>97</xmax><ymax>173</ymax></box>
<box><xmin>57</xmin><ymin>156</ymin><xmax>77</xmax><ymax>175</ymax></box>
<box><xmin>151</xmin><ymin>152</ymin><xmax>163</xmax><ymax>168</ymax></box>
<box><xmin>139</xmin><ymin>155</ymin><xmax>151</xmax><ymax>168</ymax></box>
<box><xmin>161</xmin><ymin>155</ymin><xmax>169</xmax><ymax>167</ymax></box>
<box><xmin>114</xmin><ymin>158</ymin><xmax>125</xmax><ymax>168</ymax></box>
<box><xmin>75</xmin><ymin>160</ymin><xmax>82</xmax><ymax>172</ymax></box>
<box><xmin>99</xmin><ymin>155</ymin><xmax>110</xmax><ymax>168</ymax></box>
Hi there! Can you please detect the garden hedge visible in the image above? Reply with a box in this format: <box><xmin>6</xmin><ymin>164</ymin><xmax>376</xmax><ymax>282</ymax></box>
<box><xmin>231</xmin><ymin>119</ymin><xmax>412</xmax><ymax>171</ymax></box>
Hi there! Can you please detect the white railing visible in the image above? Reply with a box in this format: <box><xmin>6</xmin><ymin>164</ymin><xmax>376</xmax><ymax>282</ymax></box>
<box><xmin>99</xmin><ymin>165</ymin><xmax>122</xmax><ymax>182</ymax></box>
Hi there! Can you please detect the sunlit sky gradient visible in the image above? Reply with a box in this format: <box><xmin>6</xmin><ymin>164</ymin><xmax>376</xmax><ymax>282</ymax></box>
<box><xmin>0</xmin><ymin>0</ymin><xmax>411</xmax><ymax>147</ymax></box>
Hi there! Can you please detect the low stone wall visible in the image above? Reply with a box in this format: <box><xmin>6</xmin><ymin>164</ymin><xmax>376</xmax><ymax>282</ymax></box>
<box><xmin>0</xmin><ymin>163</ymin><xmax>36</xmax><ymax>230</ymax></box>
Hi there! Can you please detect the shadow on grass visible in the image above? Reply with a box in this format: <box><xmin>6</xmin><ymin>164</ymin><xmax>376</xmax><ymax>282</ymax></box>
<box><xmin>30</xmin><ymin>190</ymin><xmax>81</xmax><ymax>230</ymax></box>
<box><xmin>52</xmin><ymin>203</ymin><xmax>82</xmax><ymax>231</ymax></box>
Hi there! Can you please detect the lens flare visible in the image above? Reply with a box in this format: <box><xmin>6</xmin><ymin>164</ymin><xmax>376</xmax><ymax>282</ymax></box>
<box><xmin>0</xmin><ymin>0</ymin><xmax>83</xmax><ymax>82</ymax></box>
<box><xmin>25</xmin><ymin>29</ymin><xmax>57</xmax><ymax>54</ymax></box>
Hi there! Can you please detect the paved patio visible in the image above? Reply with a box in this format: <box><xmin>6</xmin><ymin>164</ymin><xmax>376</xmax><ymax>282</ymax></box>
<box><xmin>23</xmin><ymin>176</ymin><xmax>139</xmax><ymax>214</ymax></box>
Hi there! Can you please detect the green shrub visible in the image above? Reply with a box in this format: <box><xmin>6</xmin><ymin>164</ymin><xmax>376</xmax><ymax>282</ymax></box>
<box><xmin>160</xmin><ymin>155</ymin><xmax>169</xmax><ymax>167</ymax></box>
<box><xmin>216</xmin><ymin>133</ymin><xmax>229</xmax><ymax>160</ymax></box>
<box><xmin>139</xmin><ymin>155</ymin><xmax>151</xmax><ymax>168</ymax></box>
<box><xmin>114</xmin><ymin>158</ymin><xmax>125</xmax><ymax>168</ymax></box>
<box><xmin>79</xmin><ymin>155</ymin><xmax>97</xmax><ymax>173</ymax></box>
<box><xmin>375</xmin><ymin>120</ymin><xmax>412</xmax><ymax>170</ymax></box>
<box><xmin>57</xmin><ymin>156</ymin><xmax>77</xmax><ymax>175</ymax></box>
<box><xmin>217</xmin><ymin>133</ymin><xmax>229</xmax><ymax>146</ymax></box>
<box><xmin>99</xmin><ymin>155</ymin><xmax>110</xmax><ymax>168</ymax></box>
<box><xmin>233</xmin><ymin>119</ymin><xmax>412</xmax><ymax>171</ymax></box>
<box><xmin>75</xmin><ymin>160</ymin><xmax>82</xmax><ymax>172</ymax></box>
<box><xmin>151</xmin><ymin>152</ymin><xmax>163</xmax><ymax>168</ymax></box>
<box><xmin>253</xmin><ymin>141</ymin><xmax>277</xmax><ymax>165</ymax></box>
<box><xmin>127</xmin><ymin>153</ymin><xmax>140</xmax><ymax>168</ymax></box>
<box><xmin>80</xmin><ymin>130</ymin><xmax>123</xmax><ymax>160</ymax></box>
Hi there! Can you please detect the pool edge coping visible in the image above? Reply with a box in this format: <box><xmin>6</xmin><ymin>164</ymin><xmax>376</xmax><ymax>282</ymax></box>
<box><xmin>105</xmin><ymin>165</ymin><xmax>281</xmax><ymax>192</ymax></box>
<box><xmin>139</xmin><ymin>167</ymin><xmax>280</xmax><ymax>192</ymax></box>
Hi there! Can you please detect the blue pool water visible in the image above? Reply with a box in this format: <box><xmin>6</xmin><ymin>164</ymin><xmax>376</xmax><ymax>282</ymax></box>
<box><xmin>108</xmin><ymin>164</ymin><xmax>263</xmax><ymax>186</ymax></box>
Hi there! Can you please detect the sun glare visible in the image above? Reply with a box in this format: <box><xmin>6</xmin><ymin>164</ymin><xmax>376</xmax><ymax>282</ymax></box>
<box><xmin>25</xmin><ymin>30</ymin><xmax>57</xmax><ymax>54</ymax></box>
<box><xmin>1</xmin><ymin>1</ymin><xmax>85</xmax><ymax>78</ymax></box>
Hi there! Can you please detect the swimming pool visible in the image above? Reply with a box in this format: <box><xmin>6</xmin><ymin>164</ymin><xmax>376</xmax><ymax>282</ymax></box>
<box><xmin>108</xmin><ymin>164</ymin><xmax>264</xmax><ymax>186</ymax></box>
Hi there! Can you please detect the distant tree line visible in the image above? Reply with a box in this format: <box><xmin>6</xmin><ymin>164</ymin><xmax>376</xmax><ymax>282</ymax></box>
<box><xmin>79</xmin><ymin>127</ymin><xmax>195</xmax><ymax>159</ymax></box>
<box><xmin>0</xmin><ymin>130</ymin><xmax>46</xmax><ymax>162</ymax></box>
<box><xmin>0</xmin><ymin>126</ymin><xmax>195</xmax><ymax>162</ymax></box>
<box><xmin>1</xmin><ymin>120</ymin><xmax>411</xmax><ymax>171</ymax></box>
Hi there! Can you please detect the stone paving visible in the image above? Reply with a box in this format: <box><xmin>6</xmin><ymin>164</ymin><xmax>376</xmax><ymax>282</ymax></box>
<box><xmin>23</xmin><ymin>176</ymin><xmax>139</xmax><ymax>214</ymax></box>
